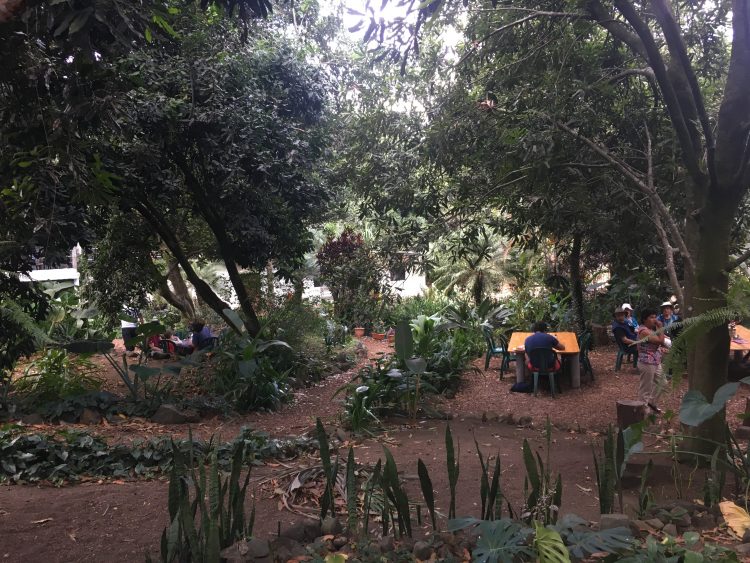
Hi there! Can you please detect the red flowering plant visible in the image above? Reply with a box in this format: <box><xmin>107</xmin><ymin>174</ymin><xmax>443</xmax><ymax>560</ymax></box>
<box><xmin>316</xmin><ymin>228</ymin><xmax>391</xmax><ymax>330</ymax></box>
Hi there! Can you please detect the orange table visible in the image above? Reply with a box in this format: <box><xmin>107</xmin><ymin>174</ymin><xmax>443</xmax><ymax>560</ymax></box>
<box><xmin>731</xmin><ymin>325</ymin><xmax>750</xmax><ymax>351</ymax></box>
<box><xmin>509</xmin><ymin>331</ymin><xmax>582</xmax><ymax>388</ymax></box>
<box><xmin>731</xmin><ymin>325</ymin><xmax>750</xmax><ymax>362</ymax></box>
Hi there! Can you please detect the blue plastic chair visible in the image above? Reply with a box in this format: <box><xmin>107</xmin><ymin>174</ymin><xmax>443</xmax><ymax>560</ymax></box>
<box><xmin>615</xmin><ymin>339</ymin><xmax>638</xmax><ymax>371</ymax></box>
<box><xmin>528</xmin><ymin>348</ymin><xmax>561</xmax><ymax>398</ymax></box>
<box><xmin>482</xmin><ymin>325</ymin><xmax>515</xmax><ymax>379</ymax></box>
<box><xmin>577</xmin><ymin>331</ymin><xmax>594</xmax><ymax>381</ymax></box>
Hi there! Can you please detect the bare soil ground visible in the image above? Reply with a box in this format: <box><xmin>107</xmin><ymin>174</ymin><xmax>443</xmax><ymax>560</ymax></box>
<box><xmin>1</xmin><ymin>338</ymin><xmax>747</xmax><ymax>562</ymax></box>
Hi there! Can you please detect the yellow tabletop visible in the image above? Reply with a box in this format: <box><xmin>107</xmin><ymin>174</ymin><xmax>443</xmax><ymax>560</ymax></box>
<box><xmin>508</xmin><ymin>331</ymin><xmax>580</xmax><ymax>355</ymax></box>
<box><xmin>731</xmin><ymin>325</ymin><xmax>750</xmax><ymax>352</ymax></box>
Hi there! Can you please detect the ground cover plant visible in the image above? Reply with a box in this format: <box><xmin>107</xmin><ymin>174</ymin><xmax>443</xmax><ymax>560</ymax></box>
<box><xmin>0</xmin><ymin>425</ymin><xmax>315</xmax><ymax>484</ymax></box>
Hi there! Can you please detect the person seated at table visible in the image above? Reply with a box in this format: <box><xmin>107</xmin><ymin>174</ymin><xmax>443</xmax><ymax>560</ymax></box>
<box><xmin>612</xmin><ymin>307</ymin><xmax>637</xmax><ymax>349</ymax></box>
<box><xmin>190</xmin><ymin>319</ymin><xmax>216</xmax><ymax>350</ymax></box>
<box><xmin>524</xmin><ymin>322</ymin><xmax>564</xmax><ymax>372</ymax></box>
<box><xmin>146</xmin><ymin>333</ymin><xmax>171</xmax><ymax>360</ymax></box>
<box><xmin>164</xmin><ymin>329</ymin><xmax>193</xmax><ymax>356</ymax></box>
<box><xmin>622</xmin><ymin>303</ymin><xmax>639</xmax><ymax>331</ymax></box>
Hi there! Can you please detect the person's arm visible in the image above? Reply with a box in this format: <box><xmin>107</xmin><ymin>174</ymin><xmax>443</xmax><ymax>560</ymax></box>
<box><xmin>614</xmin><ymin>327</ymin><xmax>634</xmax><ymax>346</ymax></box>
<box><xmin>643</xmin><ymin>328</ymin><xmax>665</xmax><ymax>344</ymax></box>
<box><xmin>552</xmin><ymin>336</ymin><xmax>565</xmax><ymax>351</ymax></box>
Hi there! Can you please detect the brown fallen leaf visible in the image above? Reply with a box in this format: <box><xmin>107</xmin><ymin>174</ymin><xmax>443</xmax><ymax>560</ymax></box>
<box><xmin>68</xmin><ymin>532</ymin><xmax>77</xmax><ymax>542</ymax></box>
<box><xmin>31</xmin><ymin>518</ymin><xmax>53</xmax><ymax>524</ymax></box>
<box><xmin>720</xmin><ymin>500</ymin><xmax>750</xmax><ymax>538</ymax></box>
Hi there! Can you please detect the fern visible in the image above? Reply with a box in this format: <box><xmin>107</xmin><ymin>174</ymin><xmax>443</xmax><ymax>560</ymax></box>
<box><xmin>660</xmin><ymin>306</ymin><xmax>748</xmax><ymax>383</ymax></box>
<box><xmin>0</xmin><ymin>298</ymin><xmax>54</xmax><ymax>349</ymax></box>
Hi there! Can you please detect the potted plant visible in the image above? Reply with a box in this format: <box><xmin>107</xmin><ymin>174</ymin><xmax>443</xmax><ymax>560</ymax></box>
<box><xmin>353</xmin><ymin>325</ymin><xmax>366</xmax><ymax>338</ymax></box>
<box><xmin>371</xmin><ymin>321</ymin><xmax>386</xmax><ymax>341</ymax></box>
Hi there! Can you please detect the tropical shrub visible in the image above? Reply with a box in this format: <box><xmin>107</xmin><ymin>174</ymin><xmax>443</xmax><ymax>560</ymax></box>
<box><xmin>316</xmin><ymin>228</ymin><xmax>392</xmax><ymax>328</ymax></box>
<box><xmin>206</xmin><ymin>331</ymin><xmax>292</xmax><ymax>413</ymax></box>
<box><xmin>13</xmin><ymin>348</ymin><xmax>102</xmax><ymax>409</ymax></box>
<box><xmin>384</xmin><ymin>290</ymin><xmax>452</xmax><ymax>325</ymax></box>
<box><xmin>44</xmin><ymin>288</ymin><xmax>113</xmax><ymax>343</ymax></box>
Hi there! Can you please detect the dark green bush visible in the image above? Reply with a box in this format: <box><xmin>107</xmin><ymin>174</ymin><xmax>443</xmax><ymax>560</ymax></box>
<box><xmin>14</xmin><ymin>348</ymin><xmax>103</xmax><ymax>409</ymax></box>
<box><xmin>205</xmin><ymin>332</ymin><xmax>291</xmax><ymax>413</ymax></box>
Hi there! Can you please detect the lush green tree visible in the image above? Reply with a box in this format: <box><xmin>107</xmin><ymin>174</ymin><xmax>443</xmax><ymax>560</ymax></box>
<box><xmin>101</xmin><ymin>16</ymin><xmax>330</xmax><ymax>335</ymax></box>
<box><xmin>360</xmin><ymin>0</ymin><xmax>750</xmax><ymax>448</ymax></box>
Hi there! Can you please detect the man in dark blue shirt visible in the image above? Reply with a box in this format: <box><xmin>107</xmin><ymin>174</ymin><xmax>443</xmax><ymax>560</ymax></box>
<box><xmin>524</xmin><ymin>322</ymin><xmax>564</xmax><ymax>370</ymax></box>
<box><xmin>611</xmin><ymin>307</ymin><xmax>637</xmax><ymax>350</ymax></box>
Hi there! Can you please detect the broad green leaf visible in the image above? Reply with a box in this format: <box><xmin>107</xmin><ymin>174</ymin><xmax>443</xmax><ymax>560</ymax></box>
<box><xmin>535</xmin><ymin>522</ymin><xmax>570</xmax><ymax>563</ymax></box>
<box><xmin>680</xmin><ymin>382</ymin><xmax>742</xmax><ymax>427</ymax></box>
<box><xmin>223</xmin><ymin>308</ymin><xmax>245</xmax><ymax>334</ymax></box>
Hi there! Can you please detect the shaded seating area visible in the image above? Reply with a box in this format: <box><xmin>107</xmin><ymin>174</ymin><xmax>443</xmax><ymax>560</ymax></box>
<box><xmin>482</xmin><ymin>324</ymin><xmax>515</xmax><ymax>378</ymax></box>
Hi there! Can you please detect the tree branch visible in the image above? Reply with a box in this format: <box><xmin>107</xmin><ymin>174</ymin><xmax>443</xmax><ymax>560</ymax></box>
<box><xmin>134</xmin><ymin>200</ymin><xmax>239</xmax><ymax>333</ymax></box>
<box><xmin>457</xmin><ymin>10</ymin><xmax>587</xmax><ymax>67</ymax></box>
<box><xmin>646</xmin><ymin>126</ymin><xmax>684</xmax><ymax>306</ymax></box>
<box><xmin>592</xmin><ymin>0</ymin><xmax>707</xmax><ymax>188</ymax></box>
<box><xmin>548</xmin><ymin>114</ymin><xmax>696</xmax><ymax>274</ymax></box>
<box><xmin>651</xmin><ymin>0</ymin><xmax>717</xmax><ymax>190</ymax></box>
<box><xmin>585</xmin><ymin>0</ymin><xmax>647</xmax><ymax>59</ymax></box>
<box><xmin>726</xmin><ymin>247</ymin><xmax>750</xmax><ymax>272</ymax></box>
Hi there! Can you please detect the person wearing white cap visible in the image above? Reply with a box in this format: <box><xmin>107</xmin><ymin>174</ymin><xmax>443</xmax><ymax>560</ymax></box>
<box><xmin>657</xmin><ymin>301</ymin><xmax>680</xmax><ymax>329</ymax></box>
<box><xmin>621</xmin><ymin>303</ymin><xmax>639</xmax><ymax>331</ymax></box>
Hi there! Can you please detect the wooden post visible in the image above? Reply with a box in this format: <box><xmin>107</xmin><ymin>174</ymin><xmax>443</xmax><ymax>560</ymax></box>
<box><xmin>616</xmin><ymin>400</ymin><xmax>646</xmax><ymax>428</ymax></box>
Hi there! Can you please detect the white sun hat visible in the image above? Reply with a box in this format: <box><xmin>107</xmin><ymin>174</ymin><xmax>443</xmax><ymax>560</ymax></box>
<box><xmin>660</xmin><ymin>301</ymin><xmax>673</xmax><ymax>308</ymax></box>
<box><xmin>621</xmin><ymin>303</ymin><xmax>633</xmax><ymax>311</ymax></box>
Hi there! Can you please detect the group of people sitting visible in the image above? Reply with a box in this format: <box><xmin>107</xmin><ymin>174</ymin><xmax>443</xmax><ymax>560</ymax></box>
<box><xmin>147</xmin><ymin>320</ymin><xmax>216</xmax><ymax>359</ymax></box>
<box><xmin>121</xmin><ymin>311</ymin><xmax>216</xmax><ymax>360</ymax></box>
<box><xmin>611</xmin><ymin>301</ymin><xmax>680</xmax><ymax>414</ymax></box>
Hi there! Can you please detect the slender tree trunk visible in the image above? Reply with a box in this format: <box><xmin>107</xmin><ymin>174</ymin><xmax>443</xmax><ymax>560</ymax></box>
<box><xmin>292</xmin><ymin>274</ymin><xmax>304</xmax><ymax>305</ymax></box>
<box><xmin>221</xmin><ymin>257</ymin><xmax>262</xmax><ymax>337</ymax></box>
<box><xmin>472</xmin><ymin>271</ymin><xmax>484</xmax><ymax>307</ymax></box>
<box><xmin>568</xmin><ymin>234</ymin><xmax>585</xmax><ymax>334</ymax></box>
<box><xmin>135</xmin><ymin>202</ymin><xmax>239</xmax><ymax>333</ymax></box>
<box><xmin>165</xmin><ymin>256</ymin><xmax>196</xmax><ymax>319</ymax></box>
<box><xmin>157</xmin><ymin>277</ymin><xmax>192</xmax><ymax>318</ymax></box>
<box><xmin>265</xmin><ymin>261</ymin><xmax>275</xmax><ymax>310</ymax></box>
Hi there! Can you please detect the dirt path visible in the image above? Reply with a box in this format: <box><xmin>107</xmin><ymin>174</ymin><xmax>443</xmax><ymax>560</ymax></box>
<box><xmin>2</xmin><ymin>338</ymin><xmax>747</xmax><ymax>562</ymax></box>
<box><xmin>0</xmin><ymin>421</ymin><xmax>603</xmax><ymax>563</ymax></box>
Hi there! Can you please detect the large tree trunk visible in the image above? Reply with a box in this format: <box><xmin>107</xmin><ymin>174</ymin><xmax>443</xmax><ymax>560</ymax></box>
<box><xmin>684</xmin><ymin>1</ymin><xmax>750</xmax><ymax>453</ymax></box>
<box><xmin>684</xmin><ymin>196</ymin><xmax>734</xmax><ymax>453</ymax></box>
<box><xmin>568</xmin><ymin>234</ymin><xmax>585</xmax><ymax>334</ymax></box>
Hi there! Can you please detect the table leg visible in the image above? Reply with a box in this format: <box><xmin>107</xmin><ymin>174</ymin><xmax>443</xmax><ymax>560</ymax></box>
<box><xmin>570</xmin><ymin>353</ymin><xmax>581</xmax><ymax>388</ymax></box>
<box><xmin>515</xmin><ymin>351</ymin><xmax>525</xmax><ymax>383</ymax></box>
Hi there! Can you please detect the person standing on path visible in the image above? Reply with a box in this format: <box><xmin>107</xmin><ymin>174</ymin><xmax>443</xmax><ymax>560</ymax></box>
<box><xmin>637</xmin><ymin>308</ymin><xmax>667</xmax><ymax>413</ymax></box>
